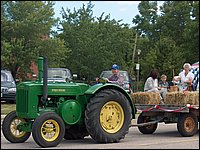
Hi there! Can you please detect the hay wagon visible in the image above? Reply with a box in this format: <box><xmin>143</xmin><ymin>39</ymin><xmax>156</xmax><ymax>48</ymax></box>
<box><xmin>131</xmin><ymin>91</ymin><xmax>199</xmax><ymax>137</ymax></box>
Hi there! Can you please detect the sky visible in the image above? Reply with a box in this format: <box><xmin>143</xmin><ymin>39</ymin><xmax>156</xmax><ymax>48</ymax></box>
<box><xmin>53</xmin><ymin>1</ymin><xmax>141</xmax><ymax>27</ymax></box>
<box><xmin>52</xmin><ymin>1</ymin><xmax>164</xmax><ymax>33</ymax></box>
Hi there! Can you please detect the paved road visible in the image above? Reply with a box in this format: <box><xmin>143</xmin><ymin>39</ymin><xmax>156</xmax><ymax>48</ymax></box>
<box><xmin>1</xmin><ymin>117</ymin><xmax>199</xmax><ymax>149</ymax></box>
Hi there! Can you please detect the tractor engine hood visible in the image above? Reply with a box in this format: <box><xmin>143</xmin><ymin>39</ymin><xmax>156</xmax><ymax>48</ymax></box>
<box><xmin>48</xmin><ymin>82</ymin><xmax>90</xmax><ymax>95</ymax></box>
<box><xmin>17</xmin><ymin>81</ymin><xmax>90</xmax><ymax>96</ymax></box>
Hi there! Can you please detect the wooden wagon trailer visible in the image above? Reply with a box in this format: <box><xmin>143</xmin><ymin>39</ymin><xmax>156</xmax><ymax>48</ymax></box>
<box><xmin>131</xmin><ymin>91</ymin><xmax>199</xmax><ymax>137</ymax></box>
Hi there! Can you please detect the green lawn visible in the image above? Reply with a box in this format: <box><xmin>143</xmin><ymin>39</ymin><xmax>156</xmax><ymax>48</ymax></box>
<box><xmin>0</xmin><ymin>103</ymin><xmax>140</xmax><ymax>116</ymax></box>
<box><xmin>1</xmin><ymin>103</ymin><xmax>16</xmax><ymax>115</ymax></box>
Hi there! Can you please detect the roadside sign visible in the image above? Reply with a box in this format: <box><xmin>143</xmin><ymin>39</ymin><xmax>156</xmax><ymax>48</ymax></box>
<box><xmin>136</xmin><ymin>64</ymin><xmax>140</xmax><ymax>70</ymax></box>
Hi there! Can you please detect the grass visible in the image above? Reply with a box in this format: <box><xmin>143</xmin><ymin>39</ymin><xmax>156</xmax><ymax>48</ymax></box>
<box><xmin>1</xmin><ymin>103</ymin><xmax>16</xmax><ymax>115</ymax></box>
<box><xmin>0</xmin><ymin>103</ymin><xmax>140</xmax><ymax>117</ymax></box>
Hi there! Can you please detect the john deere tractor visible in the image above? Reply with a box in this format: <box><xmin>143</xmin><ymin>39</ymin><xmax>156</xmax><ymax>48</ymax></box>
<box><xmin>2</xmin><ymin>56</ymin><xmax>136</xmax><ymax>148</ymax></box>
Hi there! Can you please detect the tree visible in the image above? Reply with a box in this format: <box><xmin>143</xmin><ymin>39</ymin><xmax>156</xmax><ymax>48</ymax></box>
<box><xmin>132</xmin><ymin>1</ymin><xmax>199</xmax><ymax>83</ymax></box>
<box><xmin>58</xmin><ymin>1</ymin><xmax>135</xmax><ymax>80</ymax></box>
<box><xmin>1</xmin><ymin>1</ymin><xmax>69</xmax><ymax>80</ymax></box>
<box><xmin>159</xmin><ymin>1</ymin><xmax>199</xmax><ymax>63</ymax></box>
<box><xmin>132</xmin><ymin>1</ymin><xmax>159</xmax><ymax>40</ymax></box>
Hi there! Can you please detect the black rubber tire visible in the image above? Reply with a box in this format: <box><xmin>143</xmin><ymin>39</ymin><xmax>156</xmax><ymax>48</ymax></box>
<box><xmin>177</xmin><ymin>113</ymin><xmax>198</xmax><ymax>137</ymax></box>
<box><xmin>64</xmin><ymin>125</ymin><xmax>89</xmax><ymax>140</ymax></box>
<box><xmin>137</xmin><ymin>113</ymin><xmax>158</xmax><ymax>134</ymax></box>
<box><xmin>32</xmin><ymin>112</ymin><xmax>65</xmax><ymax>148</ymax></box>
<box><xmin>2</xmin><ymin>111</ymin><xmax>31</xmax><ymax>143</ymax></box>
<box><xmin>85</xmin><ymin>89</ymin><xmax>132</xmax><ymax>143</ymax></box>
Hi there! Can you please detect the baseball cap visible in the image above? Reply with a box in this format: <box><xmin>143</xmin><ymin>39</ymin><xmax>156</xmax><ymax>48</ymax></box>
<box><xmin>111</xmin><ymin>64</ymin><xmax>119</xmax><ymax>70</ymax></box>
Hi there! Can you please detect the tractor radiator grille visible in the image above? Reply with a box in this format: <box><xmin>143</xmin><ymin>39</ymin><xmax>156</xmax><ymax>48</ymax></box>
<box><xmin>16</xmin><ymin>88</ymin><xmax>28</xmax><ymax>113</ymax></box>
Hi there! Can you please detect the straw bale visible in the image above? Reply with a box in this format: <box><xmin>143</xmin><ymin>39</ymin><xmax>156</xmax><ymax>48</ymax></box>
<box><xmin>169</xmin><ymin>85</ymin><xmax>178</xmax><ymax>92</ymax></box>
<box><xmin>131</xmin><ymin>92</ymin><xmax>160</xmax><ymax>104</ymax></box>
<box><xmin>165</xmin><ymin>91</ymin><xmax>199</xmax><ymax>105</ymax></box>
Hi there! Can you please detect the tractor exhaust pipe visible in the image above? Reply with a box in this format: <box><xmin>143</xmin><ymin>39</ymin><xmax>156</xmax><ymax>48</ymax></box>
<box><xmin>38</xmin><ymin>57</ymin><xmax>43</xmax><ymax>82</ymax></box>
<box><xmin>38</xmin><ymin>56</ymin><xmax>48</xmax><ymax>105</ymax></box>
<box><xmin>42</xmin><ymin>56</ymin><xmax>48</xmax><ymax>103</ymax></box>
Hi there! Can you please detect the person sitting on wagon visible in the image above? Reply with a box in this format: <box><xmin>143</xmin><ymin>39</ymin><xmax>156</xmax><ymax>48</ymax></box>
<box><xmin>173</xmin><ymin>63</ymin><xmax>195</xmax><ymax>91</ymax></box>
<box><xmin>158</xmin><ymin>74</ymin><xmax>169</xmax><ymax>99</ymax></box>
<box><xmin>144</xmin><ymin>69</ymin><xmax>159</xmax><ymax>92</ymax></box>
<box><xmin>144</xmin><ymin>69</ymin><xmax>164</xmax><ymax>104</ymax></box>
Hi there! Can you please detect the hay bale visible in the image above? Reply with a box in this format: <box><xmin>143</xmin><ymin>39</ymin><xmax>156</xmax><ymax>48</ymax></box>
<box><xmin>131</xmin><ymin>92</ymin><xmax>160</xmax><ymax>104</ymax></box>
<box><xmin>169</xmin><ymin>85</ymin><xmax>178</xmax><ymax>92</ymax></box>
<box><xmin>165</xmin><ymin>91</ymin><xmax>199</xmax><ymax>105</ymax></box>
<box><xmin>184</xmin><ymin>91</ymin><xmax>199</xmax><ymax>105</ymax></box>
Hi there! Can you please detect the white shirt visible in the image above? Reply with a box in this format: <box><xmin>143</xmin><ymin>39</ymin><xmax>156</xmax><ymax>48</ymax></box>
<box><xmin>178</xmin><ymin>70</ymin><xmax>194</xmax><ymax>84</ymax></box>
<box><xmin>144</xmin><ymin>77</ymin><xmax>158</xmax><ymax>91</ymax></box>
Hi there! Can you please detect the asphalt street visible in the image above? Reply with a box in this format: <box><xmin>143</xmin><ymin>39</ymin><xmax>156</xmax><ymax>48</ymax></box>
<box><xmin>1</xmin><ymin>116</ymin><xmax>199</xmax><ymax>149</ymax></box>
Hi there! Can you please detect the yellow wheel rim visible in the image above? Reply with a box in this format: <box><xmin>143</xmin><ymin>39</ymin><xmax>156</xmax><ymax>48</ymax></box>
<box><xmin>184</xmin><ymin>117</ymin><xmax>195</xmax><ymax>133</ymax></box>
<box><xmin>100</xmin><ymin>101</ymin><xmax>124</xmax><ymax>133</ymax></box>
<box><xmin>10</xmin><ymin>118</ymin><xmax>26</xmax><ymax>138</ymax></box>
<box><xmin>41</xmin><ymin>119</ymin><xmax>60</xmax><ymax>142</ymax></box>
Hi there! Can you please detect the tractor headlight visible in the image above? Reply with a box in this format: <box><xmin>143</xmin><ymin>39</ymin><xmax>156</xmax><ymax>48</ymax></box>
<box><xmin>123</xmin><ymin>83</ymin><xmax>130</xmax><ymax>89</ymax></box>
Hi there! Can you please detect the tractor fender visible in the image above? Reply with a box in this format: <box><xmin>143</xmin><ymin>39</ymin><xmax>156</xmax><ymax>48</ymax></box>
<box><xmin>84</xmin><ymin>83</ymin><xmax>136</xmax><ymax>119</ymax></box>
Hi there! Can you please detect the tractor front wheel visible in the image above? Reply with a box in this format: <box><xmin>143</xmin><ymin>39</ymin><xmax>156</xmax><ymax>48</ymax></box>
<box><xmin>32</xmin><ymin>112</ymin><xmax>65</xmax><ymax>148</ymax></box>
<box><xmin>85</xmin><ymin>89</ymin><xmax>132</xmax><ymax>143</ymax></box>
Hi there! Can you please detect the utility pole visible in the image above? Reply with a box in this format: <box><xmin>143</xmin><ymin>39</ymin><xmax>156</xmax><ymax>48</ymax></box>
<box><xmin>136</xmin><ymin>49</ymin><xmax>141</xmax><ymax>92</ymax></box>
<box><xmin>132</xmin><ymin>33</ymin><xmax>138</xmax><ymax>64</ymax></box>
<box><xmin>131</xmin><ymin>33</ymin><xmax>138</xmax><ymax>77</ymax></box>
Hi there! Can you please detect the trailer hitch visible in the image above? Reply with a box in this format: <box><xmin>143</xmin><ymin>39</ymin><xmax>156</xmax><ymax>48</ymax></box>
<box><xmin>131</xmin><ymin>117</ymin><xmax>164</xmax><ymax>127</ymax></box>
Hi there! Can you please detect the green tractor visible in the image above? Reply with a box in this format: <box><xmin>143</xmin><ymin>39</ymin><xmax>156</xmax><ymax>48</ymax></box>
<box><xmin>2</xmin><ymin>57</ymin><xmax>137</xmax><ymax>148</ymax></box>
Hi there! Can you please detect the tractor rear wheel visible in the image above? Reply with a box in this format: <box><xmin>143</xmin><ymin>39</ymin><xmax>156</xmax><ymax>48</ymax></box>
<box><xmin>32</xmin><ymin>112</ymin><xmax>65</xmax><ymax>148</ymax></box>
<box><xmin>85</xmin><ymin>89</ymin><xmax>132</xmax><ymax>143</ymax></box>
<box><xmin>64</xmin><ymin>125</ymin><xmax>89</xmax><ymax>140</ymax></box>
<box><xmin>2</xmin><ymin>111</ymin><xmax>31</xmax><ymax>143</ymax></box>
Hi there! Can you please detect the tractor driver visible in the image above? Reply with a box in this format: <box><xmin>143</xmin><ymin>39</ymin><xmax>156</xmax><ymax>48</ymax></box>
<box><xmin>107</xmin><ymin>64</ymin><xmax>124</xmax><ymax>87</ymax></box>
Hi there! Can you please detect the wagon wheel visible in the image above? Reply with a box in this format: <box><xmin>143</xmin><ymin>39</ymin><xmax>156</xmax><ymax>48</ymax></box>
<box><xmin>177</xmin><ymin>113</ymin><xmax>198</xmax><ymax>137</ymax></box>
<box><xmin>137</xmin><ymin>113</ymin><xmax>158</xmax><ymax>134</ymax></box>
